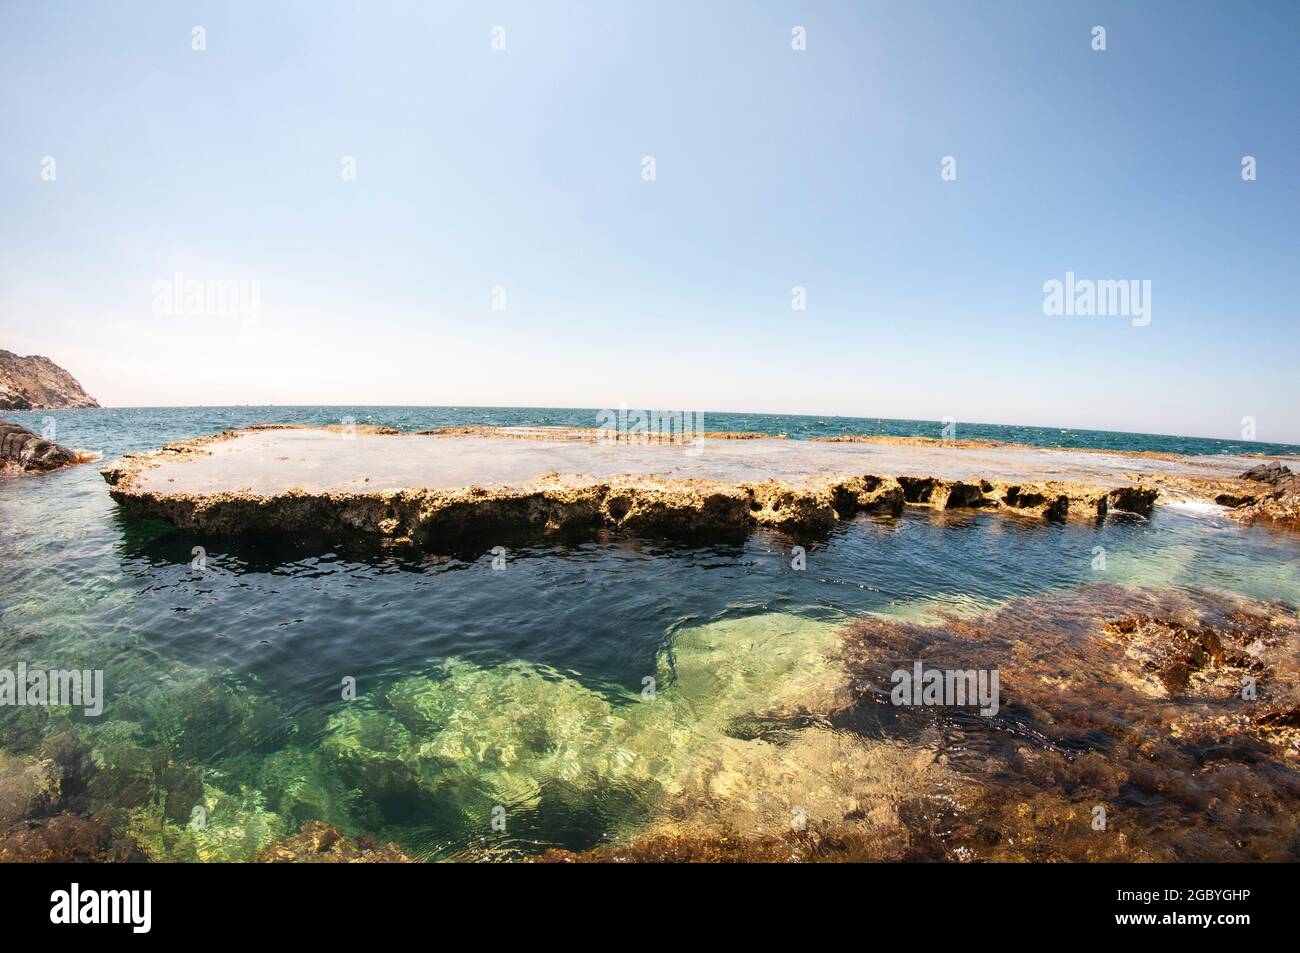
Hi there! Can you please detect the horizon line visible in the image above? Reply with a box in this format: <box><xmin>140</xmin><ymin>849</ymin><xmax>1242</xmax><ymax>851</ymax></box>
<box><xmin>18</xmin><ymin>403</ymin><xmax>1300</xmax><ymax>449</ymax></box>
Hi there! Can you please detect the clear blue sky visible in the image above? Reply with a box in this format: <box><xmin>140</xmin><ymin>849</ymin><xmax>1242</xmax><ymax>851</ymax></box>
<box><xmin>2</xmin><ymin>1</ymin><xmax>1297</xmax><ymax>440</ymax></box>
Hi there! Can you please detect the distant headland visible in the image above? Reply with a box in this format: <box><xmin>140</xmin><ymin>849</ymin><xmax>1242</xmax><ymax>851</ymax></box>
<box><xmin>0</xmin><ymin>349</ymin><xmax>99</xmax><ymax>410</ymax></box>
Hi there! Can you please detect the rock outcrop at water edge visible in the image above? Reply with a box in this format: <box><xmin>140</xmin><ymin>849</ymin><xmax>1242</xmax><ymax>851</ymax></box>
<box><xmin>1216</xmin><ymin>462</ymin><xmax>1300</xmax><ymax>528</ymax></box>
<box><xmin>99</xmin><ymin>425</ymin><xmax>1177</xmax><ymax>542</ymax></box>
<box><xmin>0</xmin><ymin>419</ymin><xmax>95</xmax><ymax>473</ymax></box>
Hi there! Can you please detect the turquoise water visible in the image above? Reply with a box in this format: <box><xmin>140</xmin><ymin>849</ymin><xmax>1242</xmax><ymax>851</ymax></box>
<box><xmin>2</xmin><ymin>407</ymin><xmax>1299</xmax><ymax>860</ymax></box>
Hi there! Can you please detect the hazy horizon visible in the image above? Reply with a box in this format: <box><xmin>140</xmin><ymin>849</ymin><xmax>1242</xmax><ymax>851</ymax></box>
<box><xmin>14</xmin><ymin>393</ymin><xmax>1300</xmax><ymax>448</ymax></box>
<box><xmin>4</xmin><ymin>2</ymin><xmax>1298</xmax><ymax>441</ymax></box>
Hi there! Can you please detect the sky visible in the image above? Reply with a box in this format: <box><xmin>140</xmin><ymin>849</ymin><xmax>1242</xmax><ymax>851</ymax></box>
<box><xmin>1</xmin><ymin>1</ymin><xmax>1297</xmax><ymax>441</ymax></box>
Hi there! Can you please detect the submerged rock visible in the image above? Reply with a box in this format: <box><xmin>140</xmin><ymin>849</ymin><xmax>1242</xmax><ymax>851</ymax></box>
<box><xmin>8</xmin><ymin>580</ymin><xmax>1294</xmax><ymax>862</ymax></box>
<box><xmin>0</xmin><ymin>751</ymin><xmax>65</xmax><ymax>830</ymax></box>
<box><xmin>322</xmin><ymin>658</ymin><xmax>642</xmax><ymax>827</ymax></box>
<box><xmin>537</xmin><ymin>827</ymin><xmax>901</xmax><ymax>863</ymax></box>
<box><xmin>318</xmin><ymin>613</ymin><xmax>884</xmax><ymax>845</ymax></box>
<box><xmin>311</xmin><ymin>611</ymin><xmax>959</xmax><ymax>859</ymax></box>
<box><xmin>123</xmin><ymin>780</ymin><xmax>289</xmax><ymax>862</ymax></box>
<box><xmin>1106</xmin><ymin>615</ymin><xmax>1240</xmax><ymax>697</ymax></box>
<box><xmin>541</xmin><ymin>584</ymin><xmax>1299</xmax><ymax>863</ymax></box>
<box><xmin>255</xmin><ymin>821</ymin><xmax>410</xmax><ymax>863</ymax></box>
<box><xmin>247</xmin><ymin>747</ymin><xmax>359</xmax><ymax>833</ymax></box>
<box><xmin>0</xmin><ymin>813</ymin><xmax>147</xmax><ymax>863</ymax></box>
<box><xmin>0</xmin><ymin>740</ymin><xmax>145</xmax><ymax>863</ymax></box>
<box><xmin>836</xmin><ymin>584</ymin><xmax>1300</xmax><ymax>861</ymax></box>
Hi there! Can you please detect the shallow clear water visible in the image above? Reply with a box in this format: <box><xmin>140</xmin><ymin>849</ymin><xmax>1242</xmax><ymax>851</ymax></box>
<box><xmin>2</xmin><ymin>408</ymin><xmax>1299</xmax><ymax>861</ymax></box>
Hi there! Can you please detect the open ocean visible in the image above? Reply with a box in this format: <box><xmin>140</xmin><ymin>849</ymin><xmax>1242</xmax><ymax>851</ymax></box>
<box><xmin>7</xmin><ymin>406</ymin><xmax>1300</xmax><ymax>461</ymax></box>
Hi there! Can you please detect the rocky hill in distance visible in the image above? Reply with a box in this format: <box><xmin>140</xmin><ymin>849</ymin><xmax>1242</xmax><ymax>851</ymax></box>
<box><xmin>0</xmin><ymin>349</ymin><xmax>99</xmax><ymax>409</ymax></box>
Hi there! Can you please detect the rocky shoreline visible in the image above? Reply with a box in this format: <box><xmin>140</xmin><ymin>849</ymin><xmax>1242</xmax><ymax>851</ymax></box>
<box><xmin>1218</xmin><ymin>462</ymin><xmax>1300</xmax><ymax>526</ymax></box>
<box><xmin>99</xmin><ymin>424</ymin><xmax>1300</xmax><ymax>542</ymax></box>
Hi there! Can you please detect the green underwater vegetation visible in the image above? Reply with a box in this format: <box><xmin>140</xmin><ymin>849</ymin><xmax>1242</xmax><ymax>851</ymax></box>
<box><xmin>318</xmin><ymin>612</ymin><xmax>861</xmax><ymax>855</ymax></box>
<box><xmin>4</xmin><ymin>609</ymin><xmax>895</xmax><ymax>861</ymax></box>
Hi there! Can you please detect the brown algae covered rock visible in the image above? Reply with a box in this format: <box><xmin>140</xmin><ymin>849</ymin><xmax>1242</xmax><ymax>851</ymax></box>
<box><xmin>835</xmin><ymin>584</ymin><xmax>1300</xmax><ymax>861</ymax></box>
<box><xmin>255</xmin><ymin>821</ymin><xmax>411</xmax><ymax>863</ymax></box>
<box><xmin>545</xmin><ymin>584</ymin><xmax>1299</xmax><ymax>863</ymax></box>
<box><xmin>0</xmin><ymin>813</ymin><xmax>147</xmax><ymax>863</ymax></box>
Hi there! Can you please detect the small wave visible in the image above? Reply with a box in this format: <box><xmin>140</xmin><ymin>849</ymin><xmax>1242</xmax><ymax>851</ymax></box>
<box><xmin>1160</xmin><ymin>499</ymin><xmax>1227</xmax><ymax>516</ymax></box>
